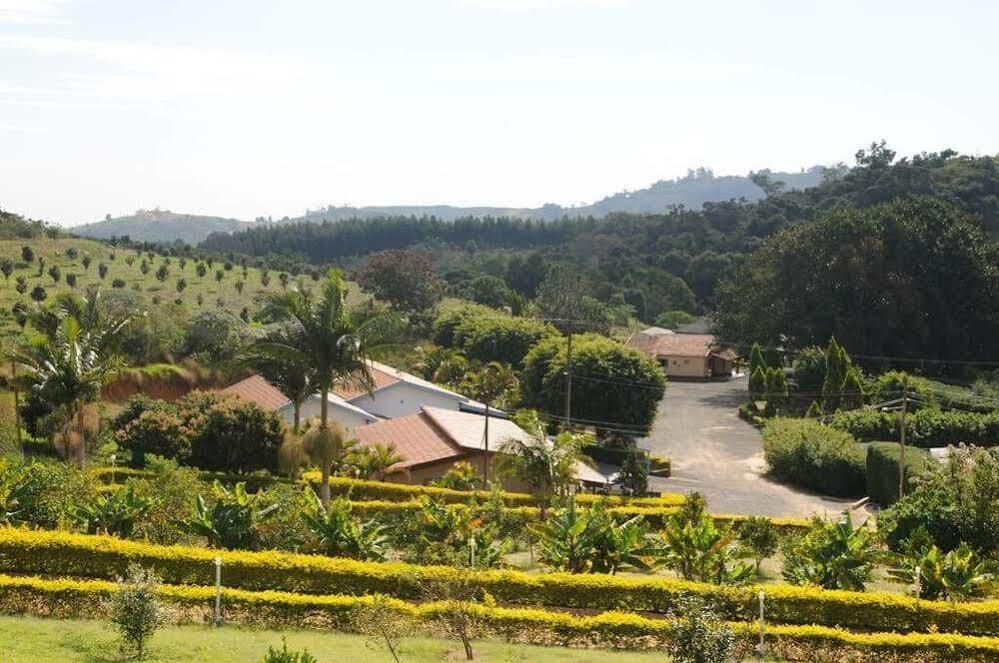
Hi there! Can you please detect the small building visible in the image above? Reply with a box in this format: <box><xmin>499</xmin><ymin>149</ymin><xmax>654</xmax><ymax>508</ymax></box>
<box><xmin>626</xmin><ymin>328</ymin><xmax>737</xmax><ymax>379</ymax></box>
<box><xmin>223</xmin><ymin>374</ymin><xmax>379</xmax><ymax>433</ymax></box>
<box><xmin>352</xmin><ymin>406</ymin><xmax>604</xmax><ymax>489</ymax></box>
<box><xmin>331</xmin><ymin>360</ymin><xmax>498</xmax><ymax>419</ymax></box>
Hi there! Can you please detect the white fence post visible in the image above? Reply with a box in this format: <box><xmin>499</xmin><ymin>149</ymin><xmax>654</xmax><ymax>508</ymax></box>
<box><xmin>214</xmin><ymin>556</ymin><xmax>222</xmax><ymax>626</ymax></box>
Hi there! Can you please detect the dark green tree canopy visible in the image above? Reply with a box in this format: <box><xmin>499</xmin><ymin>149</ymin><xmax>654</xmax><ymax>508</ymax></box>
<box><xmin>713</xmin><ymin>197</ymin><xmax>999</xmax><ymax>364</ymax></box>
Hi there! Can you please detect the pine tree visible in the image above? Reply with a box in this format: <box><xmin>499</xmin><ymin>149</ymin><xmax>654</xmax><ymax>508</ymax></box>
<box><xmin>749</xmin><ymin>366</ymin><xmax>767</xmax><ymax>403</ymax></box>
<box><xmin>821</xmin><ymin>337</ymin><xmax>846</xmax><ymax>411</ymax></box>
<box><xmin>805</xmin><ymin>401</ymin><xmax>822</xmax><ymax>417</ymax></box>
<box><xmin>841</xmin><ymin>366</ymin><xmax>865</xmax><ymax>410</ymax></box>
<box><xmin>748</xmin><ymin>342</ymin><xmax>766</xmax><ymax>396</ymax></box>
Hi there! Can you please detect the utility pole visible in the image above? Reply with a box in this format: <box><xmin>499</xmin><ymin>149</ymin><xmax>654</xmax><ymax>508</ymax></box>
<box><xmin>482</xmin><ymin>402</ymin><xmax>490</xmax><ymax>483</ymax></box>
<box><xmin>564</xmin><ymin>326</ymin><xmax>573</xmax><ymax>430</ymax></box>
<box><xmin>899</xmin><ymin>374</ymin><xmax>908</xmax><ymax>499</ymax></box>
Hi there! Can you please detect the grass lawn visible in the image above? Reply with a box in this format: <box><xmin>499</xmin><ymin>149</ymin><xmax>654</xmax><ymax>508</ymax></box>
<box><xmin>0</xmin><ymin>615</ymin><xmax>672</xmax><ymax>662</ymax></box>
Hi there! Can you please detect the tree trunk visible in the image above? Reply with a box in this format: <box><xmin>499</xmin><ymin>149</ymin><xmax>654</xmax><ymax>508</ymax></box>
<box><xmin>319</xmin><ymin>383</ymin><xmax>331</xmax><ymax>506</ymax></box>
<box><xmin>293</xmin><ymin>401</ymin><xmax>301</xmax><ymax>434</ymax></box>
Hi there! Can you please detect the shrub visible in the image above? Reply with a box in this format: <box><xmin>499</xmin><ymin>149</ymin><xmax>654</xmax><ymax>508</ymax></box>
<box><xmin>71</xmin><ymin>480</ymin><xmax>153</xmax><ymax>538</ymax></box>
<box><xmin>655</xmin><ymin>512</ymin><xmax>753</xmax><ymax>584</ymax></box>
<box><xmin>431</xmin><ymin>461</ymin><xmax>481</xmax><ymax>491</ymax></box>
<box><xmin>117</xmin><ymin>410</ymin><xmax>192</xmax><ymax>468</ymax></box>
<box><xmin>869</xmin><ymin>371</ymin><xmax>936</xmax><ymax>410</ymax></box>
<box><xmin>865</xmin><ymin>442</ymin><xmax>934</xmax><ymax>506</ymax></box>
<box><xmin>178</xmin><ymin>391</ymin><xmax>285</xmax><ymax>473</ymax></box>
<box><xmin>738</xmin><ymin>516</ymin><xmax>780</xmax><ymax>573</ymax></box>
<box><xmin>878</xmin><ymin>446</ymin><xmax>999</xmax><ymax>553</ymax></box>
<box><xmin>666</xmin><ymin>596</ymin><xmax>738</xmax><ymax>663</ymax></box>
<box><xmin>300</xmin><ymin>490</ymin><xmax>389</xmax><ymax>561</ymax></box>
<box><xmin>108</xmin><ymin>565</ymin><xmax>165</xmax><ymax>658</ymax></box>
<box><xmin>263</xmin><ymin>638</ymin><xmax>318</xmax><ymax>663</ymax></box>
<box><xmin>761</xmin><ymin>418</ymin><xmax>866</xmax><ymax>497</ymax></box>
<box><xmin>832</xmin><ymin>408</ymin><xmax>999</xmax><ymax>448</ymax></box>
<box><xmin>791</xmin><ymin>346</ymin><xmax>826</xmax><ymax>394</ymax></box>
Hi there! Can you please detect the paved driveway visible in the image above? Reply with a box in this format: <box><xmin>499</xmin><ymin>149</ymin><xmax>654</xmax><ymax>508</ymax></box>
<box><xmin>643</xmin><ymin>378</ymin><xmax>861</xmax><ymax>518</ymax></box>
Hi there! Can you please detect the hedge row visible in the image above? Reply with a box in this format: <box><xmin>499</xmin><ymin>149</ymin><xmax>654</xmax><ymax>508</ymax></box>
<box><xmin>1</xmin><ymin>573</ymin><xmax>998</xmax><ymax>661</ymax></box>
<box><xmin>830</xmin><ymin>409</ymin><xmax>999</xmax><ymax>448</ymax></box>
<box><xmin>90</xmin><ymin>467</ymin><xmax>686</xmax><ymax>508</ymax></box>
<box><xmin>302</xmin><ymin>472</ymin><xmax>686</xmax><ymax>507</ymax></box>
<box><xmin>1</xmin><ymin>528</ymin><xmax>996</xmax><ymax>636</ymax></box>
<box><xmin>761</xmin><ymin>418</ymin><xmax>866</xmax><ymax>498</ymax></box>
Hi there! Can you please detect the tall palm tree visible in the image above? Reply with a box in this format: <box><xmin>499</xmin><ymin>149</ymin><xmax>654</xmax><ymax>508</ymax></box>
<box><xmin>11</xmin><ymin>315</ymin><xmax>127</xmax><ymax>463</ymax></box>
<box><xmin>461</xmin><ymin>361</ymin><xmax>518</xmax><ymax>483</ymax></box>
<box><xmin>255</xmin><ymin>272</ymin><xmax>396</xmax><ymax>505</ymax></box>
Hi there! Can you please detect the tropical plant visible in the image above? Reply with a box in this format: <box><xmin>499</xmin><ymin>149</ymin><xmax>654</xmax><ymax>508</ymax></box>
<box><xmin>178</xmin><ymin>481</ymin><xmax>278</xmax><ymax>550</ymax></box>
<box><xmin>393</xmin><ymin>496</ymin><xmax>509</xmax><ymax>568</ymax></box>
<box><xmin>432</xmin><ymin>461</ymin><xmax>481</xmax><ymax>491</ymax></box>
<box><xmin>781</xmin><ymin>513</ymin><xmax>880</xmax><ymax>590</ymax></box>
<box><xmin>496</xmin><ymin>409</ymin><xmax>585</xmax><ymax>513</ymax></box>
<box><xmin>300</xmin><ymin>490</ymin><xmax>389</xmax><ymax>560</ymax></box>
<box><xmin>10</xmin><ymin>313</ymin><xmax>129</xmax><ymax>462</ymax></box>
<box><xmin>256</xmin><ymin>271</ymin><xmax>396</xmax><ymax>505</ymax></box>
<box><xmin>888</xmin><ymin>543</ymin><xmax>996</xmax><ymax>601</ymax></box>
<box><xmin>0</xmin><ymin>461</ymin><xmax>35</xmax><ymax>525</ymax></box>
<box><xmin>655</xmin><ymin>512</ymin><xmax>754</xmax><ymax>584</ymax></box>
<box><xmin>586</xmin><ymin>501</ymin><xmax>653</xmax><ymax>574</ymax></box>
<box><xmin>244</xmin><ymin>323</ymin><xmax>313</xmax><ymax>434</ymax></box>
<box><xmin>71</xmin><ymin>480</ymin><xmax>153</xmax><ymax>538</ymax></box>
<box><xmin>344</xmin><ymin>443</ymin><xmax>403</xmax><ymax>481</ymax></box>
<box><xmin>532</xmin><ymin>498</ymin><xmax>596</xmax><ymax>573</ymax></box>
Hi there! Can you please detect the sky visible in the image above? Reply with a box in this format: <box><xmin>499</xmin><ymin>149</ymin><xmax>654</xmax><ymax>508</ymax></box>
<box><xmin>1</xmin><ymin>0</ymin><xmax>998</xmax><ymax>226</ymax></box>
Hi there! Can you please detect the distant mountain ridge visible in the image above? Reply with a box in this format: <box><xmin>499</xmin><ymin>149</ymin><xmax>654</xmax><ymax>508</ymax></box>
<box><xmin>73</xmin><ymin>209</ymin><xmax>252</xmax><ymax>244</ymax></box>
<box><xmin>72</xmin><ymin>167</ymin><xmax>828</xmax><ymax>244</ymax></box>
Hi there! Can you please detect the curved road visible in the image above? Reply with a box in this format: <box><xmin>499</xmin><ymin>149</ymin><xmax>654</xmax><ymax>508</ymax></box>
<box><xmin>643</xmin><ymin>378</ymin><xmax>861</xmax><ymax>518</ymax></box>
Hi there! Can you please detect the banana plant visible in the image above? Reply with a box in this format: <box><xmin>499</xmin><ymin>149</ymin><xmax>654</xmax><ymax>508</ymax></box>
<box><xmin>888</xmin><ymin>544</ymin><xmax>996</xmax><ymax>601</ymax></box>
<box><xmin>781</xmin><ymin>513</ymin><xmax>879</xmax><ymax>591</ymax></box>
<box><xmin>301</xmin><ymin>489</ymin><xmax>389</xmax><ymax>561</ymax></box>
<box><xmin>655</xmin><ymin>512</ymin><xmax>754</xmax><ymax>584</ymax></box>
<box><xmin>178</xmin><ymin>481</ymin><xmax>278</xmax><ymax>550</ymax></box>
<box><xmin>71</xmin><ymin>480</ymin><xmax>153</xmax><ymax>538</ymax></box>
<box><xmin>0</xmin><ymin>463</ymin><xmax>35</xmax><ymax>526</ymax></box>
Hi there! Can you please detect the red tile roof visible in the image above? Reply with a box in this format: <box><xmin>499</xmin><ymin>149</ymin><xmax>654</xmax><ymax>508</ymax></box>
<box><xmin>222</xmin><ymin>374</ymin><xmax>290</xmax><ymax>411</ymax></box>
<box><xmin>627</xmin><ymin>331</ymin><xmax>724</xmax><ymax>358</ymax></box>
<box><xmin>352</xmin><ymin>411</ymin><xmax>463</xmax><ymax>469</ymax></box>
<box><xmin>331</xmin><ymin>364</ymin><xmax>401</xmax><ymax>400</ymax></box>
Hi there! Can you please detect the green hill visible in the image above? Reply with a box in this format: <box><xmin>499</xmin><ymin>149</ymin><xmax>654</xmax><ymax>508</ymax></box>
<box><xmin>0</xmin><ymin>236</ymin><xmax>364</xmax><ymax>346</ymax></box>
<box><xmin>73</xmin><ymin>209</ymin><xmax>254</xmax><ymax>245</ymax></box>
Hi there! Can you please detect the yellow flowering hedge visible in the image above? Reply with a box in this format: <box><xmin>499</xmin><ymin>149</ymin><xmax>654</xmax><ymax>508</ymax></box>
<box><xmin>1</xmin><ymin>527</ymin><xmax>997</xmax><ymax>636</ymax></box>
<box><xmin>1</xmin><ymin>573</ymin><xmax>998</xmax><ymax>661</ymax></box>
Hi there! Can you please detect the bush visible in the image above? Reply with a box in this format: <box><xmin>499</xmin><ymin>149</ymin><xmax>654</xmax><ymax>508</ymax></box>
<box><xmin>878</xmin><ymin>446</ymin><xmax>999</xmax><ymax>553</ymax></box>
<box><xmin>865</xmin><ymin>442</ymin><xmax>934</xmax><ymax>506</ymax></box>
<box><xmin>666</xmin><ymin>597</ymin><xmax>738</xmax><ymax>663</ymax></box>
<box><xmin>791</xmin><ymin>346</ymin><xmax>826</xmax><ymax>394</ymax></box>
<box><xmin>762</xmin><ymin>418</ymin><xmax>866</xmax><ymax>497</ymax></box>
<box><xmin>263</xmin><ymin>638</ymin><xmax>318</xmax><ymax>663</ymax></box>
<box><xmin>109</xmin><ymin>565</ymin><xmax>165</xmax><ymax>658</ymax></box>
<box><xmin>831</xmin><ymin>408</ymin><xmax>999</xmax><ymax>448</ymax></box>
<box><xmin>180</xmin><ymin>310</ymin><xmax>248</xmax><ymax>363</ymax></box>
<box><xmin>178</xmin><ymin>391</ymin><xmax>286</xmax><ymax>473</ymax></box>
<box><xmin>781</xmin><ymin>513</ymin><xmax>880</xmax><ymax>591</ymax></box>
<box><xmin>457</xmin><ymin>314</ymin><xmax>556</xmax><ymax>366</ymax></box>
<box><xmin>117</xmin><ymin>410</ymin><xmax>191</xmax><ymax>468</ymax></box>
<box><xmin>432</xmin><ymin>304</ymin><xmax>496</xmax><ymax>347</ymax></box>
<box><xmin>869</xmin><ymin>371</ymin><xmax>936</xmax><ymax>410</ymax></box>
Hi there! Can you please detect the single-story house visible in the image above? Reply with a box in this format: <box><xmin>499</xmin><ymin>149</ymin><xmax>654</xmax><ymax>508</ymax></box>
<box><xmin>222</xmin><ymin>374</ymin><xmax>380</xmax><ymax>432</ymax></box>
<box><xmin>352</xmin><ymin>406</ymin><xmax>608</xmax><ymax>489</ymax></box>
<box><xmin>332</xmin><ymin>360</ymin><xmax>500</xmax><ymax>419</ymax></box>
<box><xmin>626</xmin><ymin>328</ymin><xmax>737</xmax><ymax>379</ymax></box>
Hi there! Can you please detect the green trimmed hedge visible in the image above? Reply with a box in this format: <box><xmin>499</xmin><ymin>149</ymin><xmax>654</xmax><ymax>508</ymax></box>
<box><xmin>1</xmin><ymin>573</ymin><xmax>998</xmax><ymax>661</ymax></box>
<box><xmin>1</xmin><ymin>528</ymin><xmax>997</xmax><ymax>636</ymax></box>
<box><xmin>865</xmin><ymin>442</ymin><xmax>935</xmax><ymax>506</ymax></box>
<box><xmin>762</xmin><ymin>418</ymin><xmax>866</xmax><ymax>497</ymax></box>
<box><xmin>831</xmin><ymin>409</ymin><xmax>999</xmax><ymax>448</ymax></box>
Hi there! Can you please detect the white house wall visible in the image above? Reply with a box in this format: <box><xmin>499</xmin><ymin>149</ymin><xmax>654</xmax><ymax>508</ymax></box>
<box><xmin>289</xmin><ymin>398</ymin><xmax>377</xmax><ymax>433</ymax></box>
<box><xmin>349</xmin><ymin>382</ymin><xmax>465</xmax><ymax>419</ymax></box>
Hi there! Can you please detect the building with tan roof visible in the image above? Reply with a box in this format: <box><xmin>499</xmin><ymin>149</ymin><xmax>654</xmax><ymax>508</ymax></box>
<box><xmin>626</xmin><ymin>329</ymin><xmax>737</xmax><ymax>379</ymax></box>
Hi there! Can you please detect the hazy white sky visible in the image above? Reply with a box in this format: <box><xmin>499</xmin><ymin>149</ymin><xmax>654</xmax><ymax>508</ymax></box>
<box><xmin>1</xmin><ymin>0</ymin><xmax>997</xmax><ymax>226</ymax></box>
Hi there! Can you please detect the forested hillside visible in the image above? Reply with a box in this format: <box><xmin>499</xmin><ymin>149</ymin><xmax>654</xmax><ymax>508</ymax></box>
<box><xmin>201</xmin><ymin>145</ymin><xmax>999</xmax><ymax>325</ymax></box>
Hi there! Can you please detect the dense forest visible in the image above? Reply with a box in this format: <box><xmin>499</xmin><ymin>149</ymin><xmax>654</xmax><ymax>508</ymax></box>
<box><xmin>201</xmin><ymin>144</ymin><xmax>999</xmax><ymax>325</ymax></box>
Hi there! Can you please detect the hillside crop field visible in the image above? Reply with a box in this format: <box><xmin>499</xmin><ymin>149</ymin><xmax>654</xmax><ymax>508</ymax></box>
<box><xmin>0</xmin><ymin>237</ymin><xmax>367</xmax><ymax>345</ymax></box>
